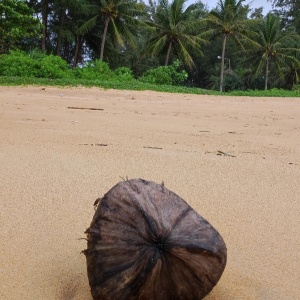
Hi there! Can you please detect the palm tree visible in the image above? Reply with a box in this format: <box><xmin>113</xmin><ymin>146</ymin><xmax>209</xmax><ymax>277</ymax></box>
<box><xmin>52</xmin><ymin>0</ymin><xmax>90</xmax><ymax>59</ymax></box>
<box><xmin>281</xmin><ymin>51</ymin><xmax>300</xmax><ymax>89</ymax></box>
<box><xmin>78</xmin><ymin>0</ymin><xmax>145</xmax><ymax>61</ymax></box>
<box><xmin>205</xmin><ymin>0</ymin><xmax>252</xmax><ymax>92</ymax></box>
<box><xmin>25</xmin><ymin>0</ymin><xmax>52</xmax><ymax>52</ymax></box>
<box><xmin>271</xmin><ymin>0</ymin><xmax>300</xmax><ymax>33</ymax></box>
<box><xmin>243</xmin><ymin>13</ymin><xmax>300</xmax><ymax>90</ymax></box>
<box><xmin>144</xmin><ymin>0</ymin><xmax>208</xmax><ymax>68</ymax></box>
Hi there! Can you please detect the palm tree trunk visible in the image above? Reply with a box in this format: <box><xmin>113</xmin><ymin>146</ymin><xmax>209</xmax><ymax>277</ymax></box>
<box><xmin>265</xmin><ymin>56</ymin><xmax>269</xmax><ymax>90</ymax></box>
<box><xmin>56</xmin><ymin>9</ymin><xmax>65</xmax><ymax>57</ymax></box>
<box><xmin>220</xmin><ymin>34</ymin><xmax>227</xmax><ymax>92</ymax></box>
<box><xmin>100</xmin><ymin>17</ymin><xmax>110</xmax><ymax>61</ymax></box>
<box><xmin>165</xmin><ymin>41</ymin><xmax>172</xmax><ymax>66</ymax></box>
<box><xmin>73</xmin><ymin>36</ymin><xmax>82</xmax><ymax>68</ymax></box>
<box><xmin>41</xmin><ymin>0</ymin><xmax>48</xmax><ymax>52</ymax></box>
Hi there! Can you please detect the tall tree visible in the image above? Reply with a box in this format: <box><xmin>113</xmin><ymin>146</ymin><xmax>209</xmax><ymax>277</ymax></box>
<box><xmin>280</xmin><ymin>42</ymin><xmax>300</xmax><ymax>89</ymax></box>
<box><xmin>242</xmin><ymin>13</ymin><xmax>300</xmax><ymax>90</ymax></box>
<box><xmin>41</xmin><ymin>0</ymin><xmax>50</xmax><ymax>51</ymax></box>
<box><xmin>51</xmin><ymin>0</ymin><xmax>90</xmax><ymax>63</ymax></box>
<box><xmin>205</xmin><ymin>0</ymin><xmax>252</xmax><ymax>92</ymax></box>
<box><xmin>271</xmin><ymin>0</ymin><xmax>300</xmax><ymax>33</ymax></box>
<box><xmin>144</xmin><ymin>0</ymin><xmax>208</xmax><ymax>68</ymax></box>
<box><xmin>25</xmin><ymin>0</ymin><xmax>53</xmax><ymax>52</ymax></box>
<box><xmin>0</xmin><ymin>0</ymin><xmax>41</xmax><ymax>54</ymax></box>
<box><xmin>78</xmin><ymin>0</ymin><xmax>145</xmax><ymax>61</ymax></box>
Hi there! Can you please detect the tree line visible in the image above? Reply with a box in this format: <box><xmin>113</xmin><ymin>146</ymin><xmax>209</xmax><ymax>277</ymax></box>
<box><xmin>0</xmin><ymin>0</ymin><xmax>299</xmax><ymax>91</ymax></box>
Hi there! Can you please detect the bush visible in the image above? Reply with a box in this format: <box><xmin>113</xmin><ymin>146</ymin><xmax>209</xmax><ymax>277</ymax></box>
<box><xmin>221</xmin><ymin>70</ymin><xmax>243</xmax><ymax>92</ymax></box>
<box><xmin>140</xmin><ymin>66</ymin><xmax>173</xmax><ymax>85</ymax></box>
<box><xmin>38</xmin><ymin>54</ymin><xmax>71</xmax><ymax>79</ymax></box>
<box><xmin>292</xmin><ymin>84</ymin><xmax>300</xmax><ymax>91</ymax></box>
<box><xmin>114</xmin><ymin>67</ymin><xmax>135</xmax><ymax>82</ymax></box>
<box><xmin>0</xmin><ymin>50</ymin><xmax>35</xmax><ymax>77</ymax></box>
<box><xmin>0</xmin><ymin>50</ymin><xmax>72</xmax><ymax>79</ymax></box>
<box><xmin>76</xmin><ymin>60</ymin><xmax>113</xmax><ymax>80</ymax></box>
<box><xmin>140</xmin><ymin>60</ymin><xmax>188</xmax><ymax>86</ymax></box>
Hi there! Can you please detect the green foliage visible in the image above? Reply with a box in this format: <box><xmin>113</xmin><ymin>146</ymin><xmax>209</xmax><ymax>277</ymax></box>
<box><xmin>141</xmin><ymin>67</ymin><xmax>172</xmax><ymax>85</ymax></box>
<box><xmin>241</xmin><ymin>13</ymin><xmax>300</xmax><ymax>90</ymax></box>
<box><xmin>212</xmin><ymin>70</ymin><xmax>243</xmax><ymax>91</ymax></box>
<box><xmin>77</xmin><ymin>0</ymin><xmax>146</xmax><ymax>60</ymax></box>
<box><xmin>144</xmin><ymin>0</ymin><xmax>208</xmax><ymax>68</ymax></box>
<box><xmin>228</xmin><ymin>88</ymin><xmax>300</xmax><ymax>97</ymax></box>
<box><xmin>0</xmin><ymin>50</ymin><xmax>35</xmax><ymax>77</ymax></box>
<box><xmin>39</xmin><ymin>54</ymin><xmax>71</xmax><ymax>79</ymax></box>
<box><xmin>140</xmin><ymin>60</ymin><xmax>188</xmax><ymax>85</ymax></box>
<box><xmin>74</xmin><ymin>60</ymin><xmax>113</xmax><ymax>80</ymax></box>
<box><xmin>0</xmin><ymin>50</ymin><xmax>298</xmax><ymax>96</ymax></box>
<box><xmin>0</xmin><ymin>50</ymin><xmax>71</xmax><ymax>79</ymax></box>
<box><xmin>271</xmin><ymin>0</ymin><xmax>300</xmax><ymax>33</ymax></box>
<box><xmin>6</xmin><ymin>0</ymin><xmax>297</xmax><ymax>92</ymax></box>
<box><xmin>0</xmin><ymin>0</ymin><xmax>41</xmax><ymax>53</ymax></box>
<box><xmin>114</xmin><ymin>67</ymin><xmax>135</xmax><ymax>82</ymax></box>
<box><xmin>1</xmin><ymin>75</ymin><xmax>299</xmax><ymax>97</ymax></box>
<box><xmin>292</xmin><ymin>84</ymin><xmax>300</xmax><ymax>92</ymax></box>
<box><xmin>205</xmin><ymin>0</ymin><xmax>254</xmax><ymax>92</ymax></box>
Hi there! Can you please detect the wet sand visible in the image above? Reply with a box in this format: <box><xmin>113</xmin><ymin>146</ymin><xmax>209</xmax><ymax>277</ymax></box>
<box><xmin>0</xmin><ymin>86</ymin><xmax>299</xmax><ymax>299</ymax></box>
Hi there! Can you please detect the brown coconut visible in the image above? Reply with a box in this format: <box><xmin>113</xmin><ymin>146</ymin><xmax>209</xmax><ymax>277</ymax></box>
<box><xmin>84</xmin><ymin>178</ymin><xmax>227</xmax><ymax>300</ymax></box>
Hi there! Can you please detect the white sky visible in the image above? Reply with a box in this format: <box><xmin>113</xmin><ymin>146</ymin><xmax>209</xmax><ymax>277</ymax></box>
<box><xmin>189</xmin><ymin>0</ymin><xmax>274</xmax><ymax>14</ymax></box>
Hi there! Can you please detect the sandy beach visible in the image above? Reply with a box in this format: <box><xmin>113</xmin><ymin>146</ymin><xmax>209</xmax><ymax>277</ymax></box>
<box><xmin>0</xmin><ymin>86</ymin><xmax>299</xmax><ymax>300</ymax></box>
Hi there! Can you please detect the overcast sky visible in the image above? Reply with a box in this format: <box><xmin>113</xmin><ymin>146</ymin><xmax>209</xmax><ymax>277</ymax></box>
<box><xmin>189</xmin><ymin>0</ymin><xmax>274</xmax><ymax>14</ymax></box>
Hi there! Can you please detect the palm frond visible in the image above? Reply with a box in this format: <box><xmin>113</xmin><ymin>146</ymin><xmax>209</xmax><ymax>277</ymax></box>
<box><xmin>176</xmin><ymin>39</ymin><xmax>195</xmax><ymax>68</ymax></box>
<box><xmin>143</xmin><ymin>0</ymin><xmax>208</xmax><ymax>68</ymax></box>
<box><xmin>77</xmin><ymin>15</ymin><xmax>98</xmax><ymax>35</ymax></box>
<box><xmin>110</xmin><ymin>19</ymin><xmax>124</xmax><ymax>46</ymax></box>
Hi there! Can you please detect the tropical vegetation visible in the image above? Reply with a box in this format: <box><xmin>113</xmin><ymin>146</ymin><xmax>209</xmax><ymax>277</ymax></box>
<box><xmin>143</xmin><ymin>0</ymin><xmax>207</xmax><ymax>68</ymax></box>
<box><xmin>241</xmin><ymin>13</ymin><xmax>300</xmax><ymax>90</ymax></box>
<box><xmin>204</xmin><ymin>0</ymin><xmax>254</xmax><ymax>91</ymax></box>
<box><xmin>0</xmin><ymin>0</ymin><xmax>299</xmax><ymax>93</ymax></box>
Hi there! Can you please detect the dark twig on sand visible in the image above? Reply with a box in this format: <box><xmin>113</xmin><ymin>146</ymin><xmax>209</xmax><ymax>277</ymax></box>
<box><xmin>68</xmin><ymin>107</ymin><xmax>104</xmax><ymax>111</ymax></box>
<box><xmin>143</xmin><ymin>146</ymin><xmax>163</xmax><ymax>150</ymax></box>
<box><xmin>217</xmin><ymin>150</ymin><xmax>236</xmax><ymax>157</ymax></box>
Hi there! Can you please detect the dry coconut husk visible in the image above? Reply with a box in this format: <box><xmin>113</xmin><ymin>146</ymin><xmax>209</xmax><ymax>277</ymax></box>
<box><xmin>84</xmin><ymin>178</ymin><xmax>227</xmax><ymax>300</ymax></box>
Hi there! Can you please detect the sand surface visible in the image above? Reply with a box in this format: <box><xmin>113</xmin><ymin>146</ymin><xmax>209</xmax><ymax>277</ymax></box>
<box><xmin>0</xmin><ymin>86</ymin><xmax>299</xmax><ymax>300</ymax></box>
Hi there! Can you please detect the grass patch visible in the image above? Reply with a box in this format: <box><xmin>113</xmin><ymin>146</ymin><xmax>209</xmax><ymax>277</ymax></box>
<box><xmin>0</xmin><ymin>76</ymin><xmax>299</xmax><ymax>97</ymax></box>
<box><xmin>227</xmin><ymin>88</ymin><xmax>300</xmax><ymax>97</ymax></box>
